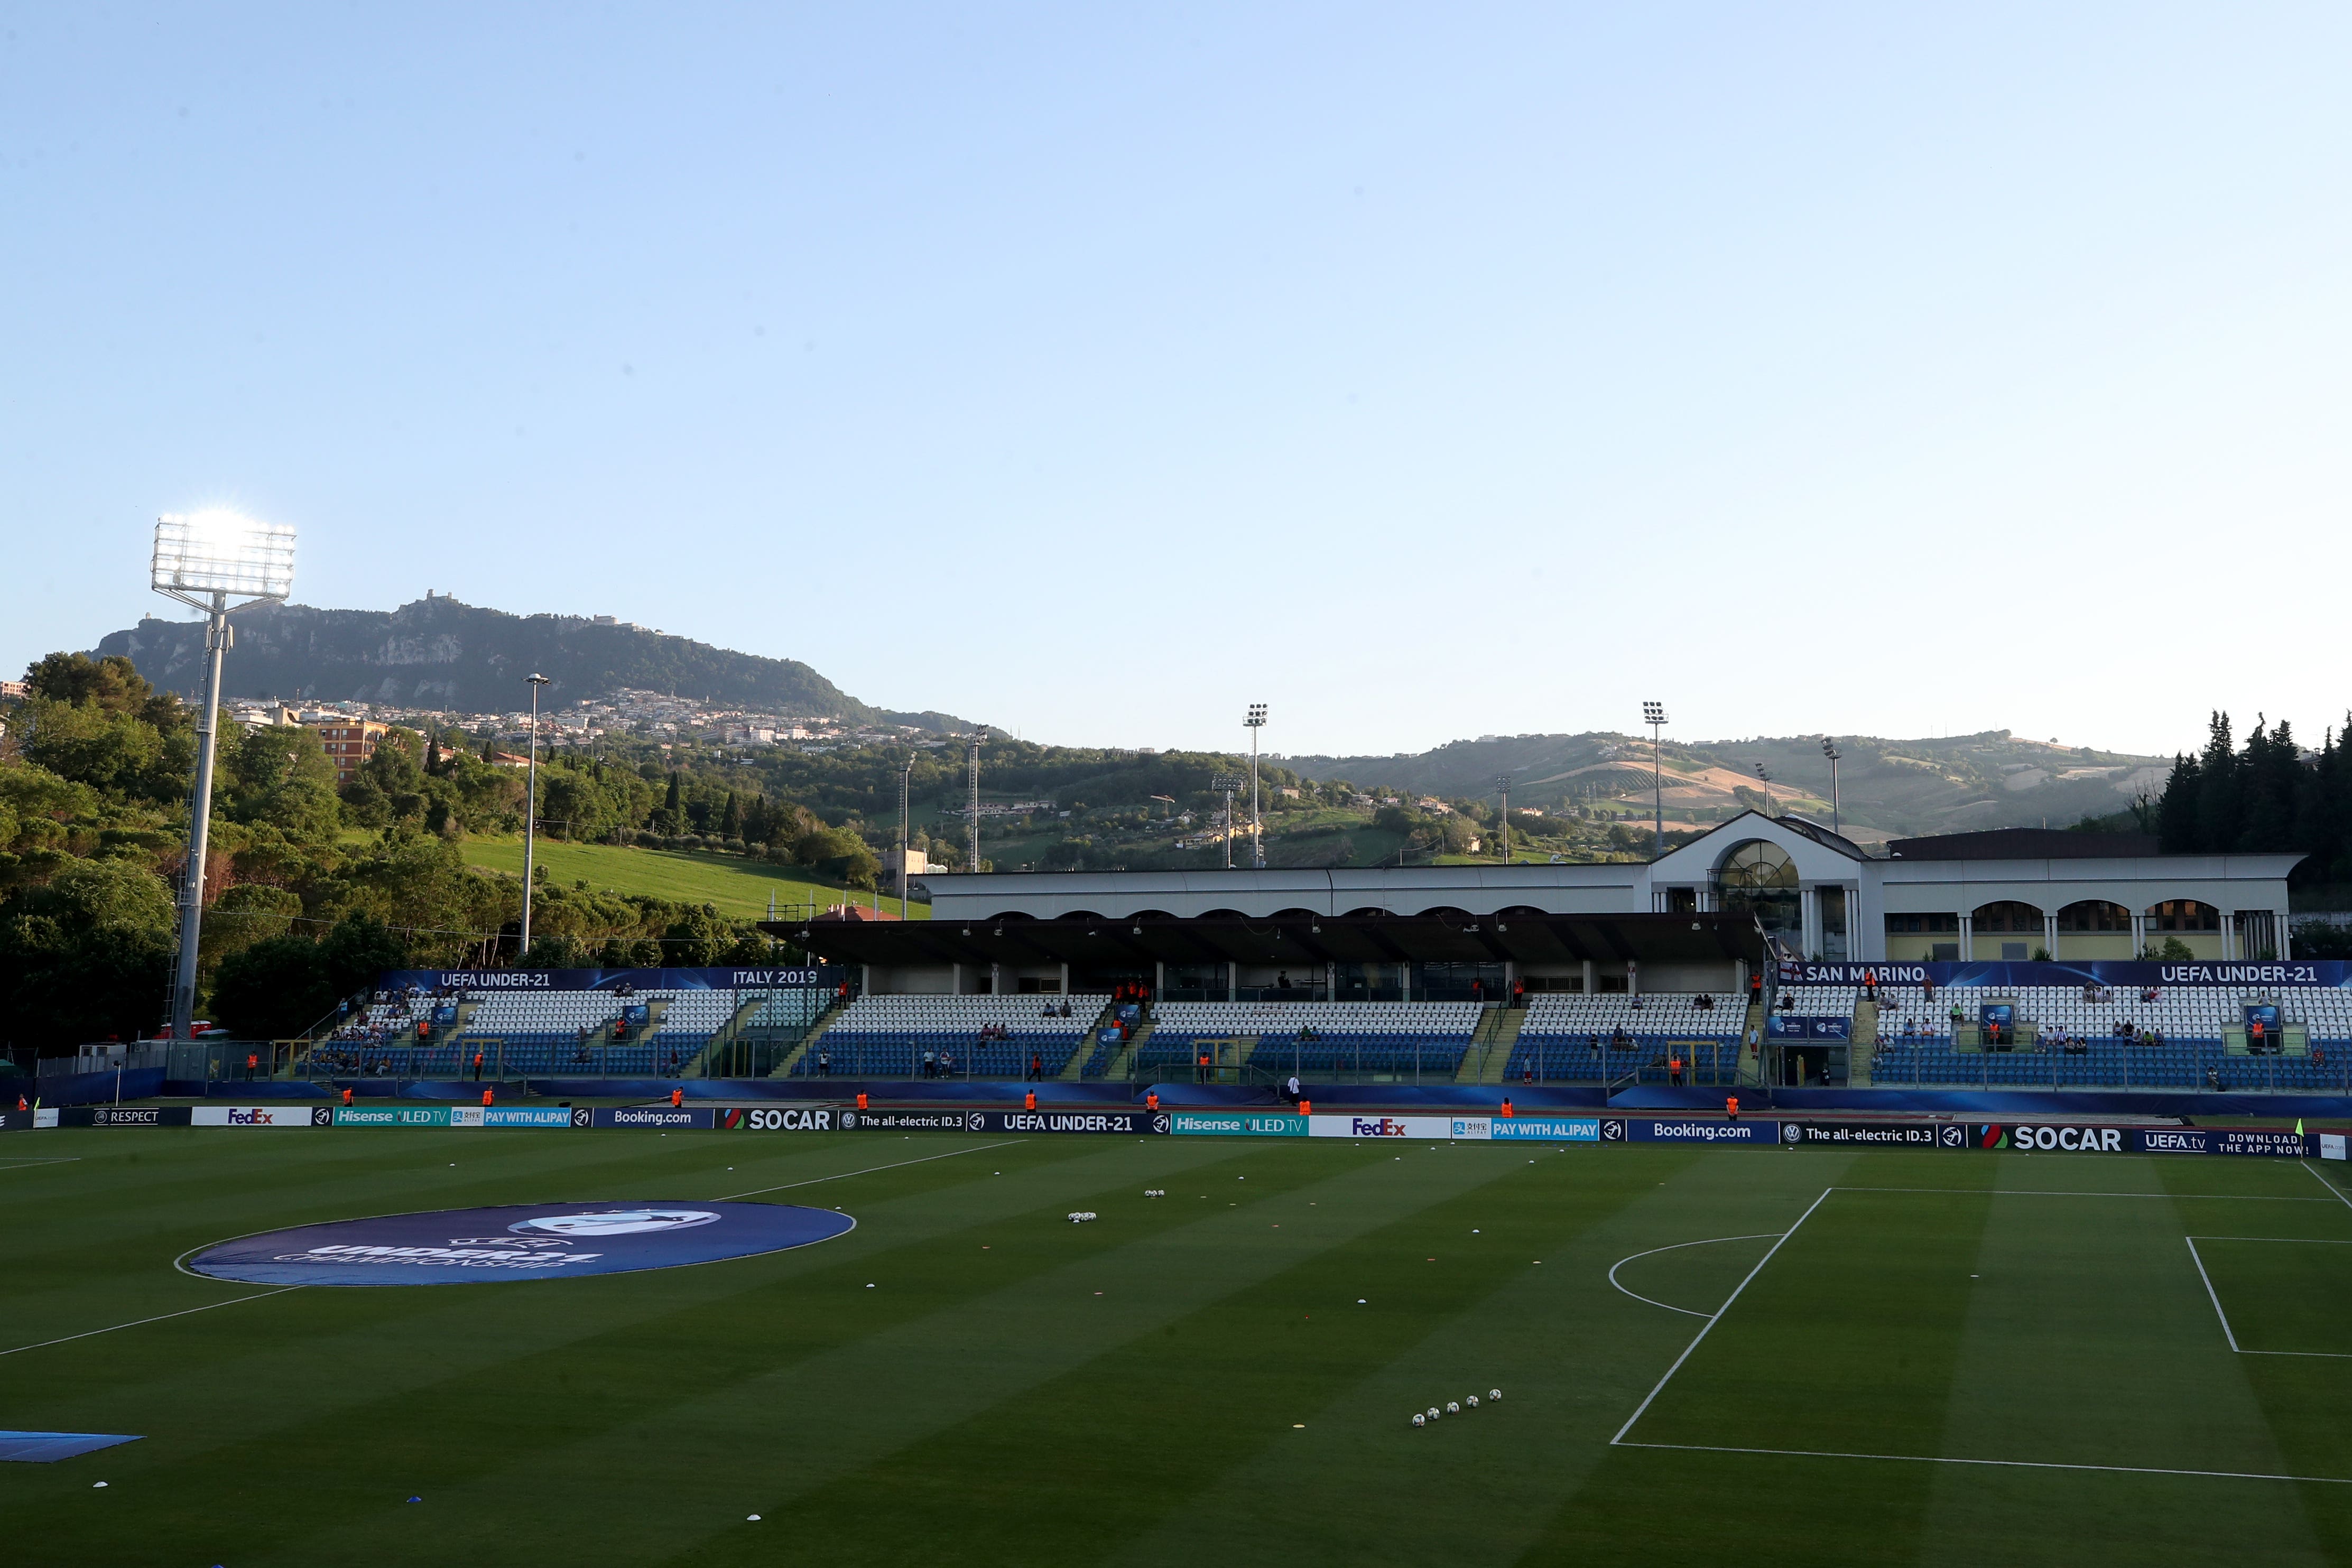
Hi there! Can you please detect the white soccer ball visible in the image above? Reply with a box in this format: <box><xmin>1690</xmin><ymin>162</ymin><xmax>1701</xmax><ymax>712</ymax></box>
<box><xmin>1427</xmin><ymin>1406</ymin><xmax>1441</xmax><ymax>1421</ymax></box>
<box><xmin>1446</xmin><ymin>1402</ymin><xmax>1460</xmax><ymax>1415</ymax></box>
<box><xmin>1411</xmin><ymin>1413</ymin><xmax>1426</xmax><ymax>1427</ymax></box>
<box><xmin>1489</xmin><ymin>1388</ymin><xmax>1502</xmax><ymax>1401</ymax></box>
<box><xmin>1466</xmin><ymin>1395</ymin><xmax>1479</xmax><ymax>1408</ymax></box>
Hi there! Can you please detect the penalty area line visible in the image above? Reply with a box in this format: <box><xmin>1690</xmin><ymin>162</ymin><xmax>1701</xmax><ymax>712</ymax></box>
<box><xmin>1607</xmin><ymin>1235</ymin><xmax>1785</xmax><ymax>1319</ymax></box>
<box><xmin>2306</xmin><ymin>1161</ymin><xmax>2352</xmax><ymax>1212</ymax></box>
<box><xmin>1609</xmin><ymin>1187</ymin><xmax>1832</xmax><ymax>1446</ymax></box>
<box><xmin>1615</xmin><ymin>1439</ymin><xmax>2352</xmax><ymax>1486</ymax></box>
<box><xmin>0</xmin><ymin>1287</ymin><xmax>303</xmax><ymax>1359</ymax></box>
<box><xmin>720</xmin><ymin>1139</ymin><xmax>1028</xmax><ymax>1200</ymax></box>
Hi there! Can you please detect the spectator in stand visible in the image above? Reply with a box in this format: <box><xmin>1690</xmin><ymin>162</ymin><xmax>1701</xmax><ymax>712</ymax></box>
<box><xmin>818</xmin><ymin>1049</ymin><xmax>832</xmax><ymax>1076</ymax></box>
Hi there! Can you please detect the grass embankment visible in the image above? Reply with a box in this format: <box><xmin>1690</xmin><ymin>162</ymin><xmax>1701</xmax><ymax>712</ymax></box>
<box><xmin>460</xmin><ymin>837</ymin><xmax>928</xmax><ymax>921</ymax></box>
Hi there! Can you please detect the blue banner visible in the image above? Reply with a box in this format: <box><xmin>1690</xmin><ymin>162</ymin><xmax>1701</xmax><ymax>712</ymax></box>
<box><xmin>377</xmin><ymin>966</ymin><xmax>843</xmax><ymax>993</ymax></box>
<box><xmin>1780</xmin><ymin>960</ymin><xmax>2344</xmax><ymax>988</ymax></box>
<box><xmin>1489</xmin><ymin>1117</ymin><xmax>1601</xmax><ymax>1142</ymax></box>
<box><xmin>589</xmin><ymin>1107</ymin><xmax>717</xmax><ymax>1130</ymax></box>
<box><xmin>2135</xmin><ymin>1127</ymin><xmax>2306</xmax><ymax>1156</ymax></box>
<box><xmin>1767</xmin><ymin>1015</ymin><xmax>1851</xmax><ymax>1041</ymax></box>
<box><xmin>1601</xmin><ymin>1117</ymin><xmax>1775</xmax><ymax>1144</ymax></box>
<box><xmin>184</xmin><ymin>1201</ymin><xmax>855</xmax><ymax>1286</ymax></box>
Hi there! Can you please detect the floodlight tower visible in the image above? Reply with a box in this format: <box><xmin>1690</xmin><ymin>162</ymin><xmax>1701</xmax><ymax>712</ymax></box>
<box><xmin>520</xmin><ymin>674</ymin><xmax>551</xmax><ymax>953</ymax></box>
<box><xmin>150</xmin><ymin>509</ymin><xmax>296</xmax><ymax>1040</ymax></box>
<box><xmin>1245</xmin><ymin>703</ymin><xmax>1268</xmax><ymax>869</ymax></box>
<box><xmin>1820</xmin><ymin>738</ymin><xmax>1843</xmax><ymax>837</ymax></box>
<box><xmin>1754</xmin><ymin>762</ymin><xmax>1774</xmax><ymax>819</ymax></box>
<box><xmin>1495</xmin><ymin>773</ymin><xmax>1512</xmax><ymax>861</ymax></box>
<box><xmin>1210</xmin><ymin>775</ymin><xmax>1245</xmax><ymax>868</ymax></box>
<box><xmin>1642</xmin><ymin>701</ymin><xmax>1668</xmax><ymax>859</ymax></box>
<box><xmin>900</xmin><ymin>756</ymin><xmax>915</xmax><ymax>915</ymax></box>
<box><xmin>966</xmin><ymin>732</ymin><xmax>982</xmax><ymax>872</ymax></box>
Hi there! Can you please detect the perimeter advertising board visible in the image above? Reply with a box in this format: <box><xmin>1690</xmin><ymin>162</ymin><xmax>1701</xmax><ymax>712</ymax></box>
<box><xmin>1309</xmin><ymin>1114</ymin><xmax>1471</xmax><ymax>1140</ymax></box>
<box><xmin>2134</xmin><ymin>1127</ymin><xmax>2306</xmax><ymax>1157</ymax></box>
<box><xmin>1488</xmin><ymin>1117</ymin><xmax>1603</xmax><ymax>1143</ymax></box>
<box><xmin>720</xmin><ymin>1107</ymin><xmax>837</xmax><ymax>1131</ymax></box>
<box><xmin>1781</xmin><ymin>1121</ymin><xmax>1957</xmax><ymax>1148</ymax></box>
<box><xmin>590</xmin><ymin>1107</ymin><xmax>717</xmax><ymax>1130</ymax></box>
<box><xmin>192</xmin><ymin>1106</ymin><xmax>330</xmax><ymax>1128</ymax></box>
<box><xmin>1169</xmin><ymin>1111</ymin><xmax>1308</xmax><ymax>1137</ymax></box>
<box><xmin>1971</xmin><ymin>1124</ymin><xmax>2130</xmax><ymax>1153</ymax></box>
<box><xmin>839</xmin><ymin>1108</ymin><xmax>1163</xmax><ymax>1135</ymax></box>
<box><xmin>87</xmin><ymin>1106</ymin><xmax>190</xmax><ymax>1127</ymax></box>
<box><xmin>1601</xmin><ymin>1117</ymin><xmax>1774</xmax><ymax>1145</ymax></box>
<box><xmin>336</xmin><ymin>1107</ymin><xmax>452</xmax><ymax>1127</ymax></box>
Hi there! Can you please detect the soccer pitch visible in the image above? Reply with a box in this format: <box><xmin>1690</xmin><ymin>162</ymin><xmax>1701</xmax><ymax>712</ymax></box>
<box><xmin>5</xmin><ymin>1129</ymin><xmax>2352</xmax><ymax>1566</ymax></box>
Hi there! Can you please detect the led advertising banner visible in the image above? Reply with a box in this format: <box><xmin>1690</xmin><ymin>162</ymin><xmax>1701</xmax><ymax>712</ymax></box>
<box><xmin>1781</xmin><ymin>1121</ymin><xmax>1960</xmax><ymax>1148</ymax></box>
<box><xmin>1766</xmin><ymin>1016</ymin><xmax>1852</xmax><ymax>1041</ymax></box>
<box><xmin>2135</xmin><ymin>1127</ymin><xmax>2306</xmax><ymax>1157</ymax></box>
<box><xmin>589</xmin><ymin>1107</ymin><xmax>718</xmax><ymax>1130</ymax></box>
<box><xmin>335</xmin><ymin>1107</ymin><xmax>451</xmax><ymax>1127</ymax></box>
<box><xmin>191</xmin><ymin>1106</ymin><xmax>330</xmax><ymax>1128</ymax></box>
<box><xmin>1308</xmin><ymin>1114</ymin><xmax>1469</xmax><ymax>1140</ymax></box>
<box><xmin>1488</xmin><ymin>1117</ymin><xmax>1603</xmax><ymax>1143</ymax></box>
<box><xmin>1169</xmin><ymin>1111</ymin><xmax>1309</xmax><ymax>1137</ymax></box>
<box><xmin>1970</xmin><ymin>1123</ymin><xmax>2131</xmax><ymax>1153</ymax></box>
<box><xmin>184</xmin><ymin>1202</ymin><xmax>855</xmax><ymax>1286</ymax></box>
<box><xmin>377</xmin><ymin>966</ymin><xmax>841</xmax><ymax>993</ymax></box>
<box><xmin>1600</xmin><ymin>1117</ymin><xmax>1775</xmax><ymax>1145</ymax></box>
<box><xmin>1779</xmin><ymin>960</ymin><xmax>2349</xmax><ymax>989</ymax></box>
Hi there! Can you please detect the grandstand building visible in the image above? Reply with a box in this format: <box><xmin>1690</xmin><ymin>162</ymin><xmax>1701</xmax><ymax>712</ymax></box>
<box><xmin>786</xmin><ymin>813</ymin><xmax>2298</xmax><ymax>999</ymax></box>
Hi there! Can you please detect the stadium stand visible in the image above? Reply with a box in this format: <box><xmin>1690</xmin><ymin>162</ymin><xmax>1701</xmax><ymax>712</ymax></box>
<box><xmin>1505</xmin><ymin>992</ymin><xmax>1744</xmax><ymax>1083</ymax></box>
<box><xmin>795</xmin><ymin>994</ymin><xmax>1113</xmax><ymax>1078</ymax></box>
<box><xmin>1138</xmin><ymin>1000</ymin><xmax>1480</xmax><ymax>1077</ymax></box>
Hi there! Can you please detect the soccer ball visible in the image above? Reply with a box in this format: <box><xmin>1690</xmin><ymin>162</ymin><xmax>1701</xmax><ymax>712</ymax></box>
<box><xmin>1427</xmin><ymin>1406</ymin><xmax>1441</xmax><ymax>1421</ymax></box>
<box><xmin>1466</xmin><ymin>1396</ymin><xmax>1479</xmax><ymax>1408</ymax></box>
<box><xmin>1411</xmin><ymin>1413</ymin><xmax>1426</xmax><ymax>1428</ymax></box>
<box><xmin>1489</xmin><ymin>1388</ymin><xmax>1502</xmax><ymax>1401</ymax></box>
<box><xmin>1446</xmin><ymin>1402</ymin><xmax>1460</xmax><ymax>1415</ymax></box>
<box><xmin>1066</xmin><ymin>1211</ymin><xmax>1098</xmax><ymax>1223</ymax></box>
<box><xmin>1145</xmin><ymin>1189</ymin><xmax>1165</xmax><ymax>1198</ymax></box>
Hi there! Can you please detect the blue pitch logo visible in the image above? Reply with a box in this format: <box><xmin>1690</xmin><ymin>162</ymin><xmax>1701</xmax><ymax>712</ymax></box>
<box><xmin>186</xmin><ymin>1202</ymin><xmax>854</xmax><ymax>1286</ymax></box>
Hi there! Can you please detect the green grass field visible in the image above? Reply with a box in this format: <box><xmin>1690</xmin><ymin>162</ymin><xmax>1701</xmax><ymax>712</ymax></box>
<box><xmin>458</xmin><ymin>837</ymin><xmax>927</xmax><ymax>920</ymax></box>
<box><xmin>7</xmin><ymin>1131</ymin><xmax>2352</xmax><ymax>1565</ymax></box>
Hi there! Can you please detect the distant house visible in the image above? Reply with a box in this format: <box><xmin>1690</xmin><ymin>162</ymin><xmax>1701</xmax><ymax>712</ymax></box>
<box><xmin>309</xmin><ymin>718</ymin><xmax>390</xmax><ymax>785</ymax></box>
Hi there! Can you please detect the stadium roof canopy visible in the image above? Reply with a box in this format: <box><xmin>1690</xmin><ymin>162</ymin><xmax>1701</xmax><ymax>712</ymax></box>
<box><xmin>759</xmin><ymin>909</ymin><xmax>1766</xmax><ymax>971</ymax></box>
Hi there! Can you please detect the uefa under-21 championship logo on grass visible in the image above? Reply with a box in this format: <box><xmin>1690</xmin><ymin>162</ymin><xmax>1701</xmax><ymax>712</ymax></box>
<box><xmin>186</xmin><ymin>1201</ymin><xmax>854</xmax><ymax>1286</ymax></box>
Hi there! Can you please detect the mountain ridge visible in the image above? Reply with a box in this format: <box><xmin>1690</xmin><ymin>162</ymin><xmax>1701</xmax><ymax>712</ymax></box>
<box><xmin>94</xmin><ymin>594</ymin><xmax>968</xmax><ymax>730</ymax></box>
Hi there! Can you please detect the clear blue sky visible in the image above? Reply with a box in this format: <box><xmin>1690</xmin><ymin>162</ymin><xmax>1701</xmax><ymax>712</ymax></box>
<box><xmin>5</xmin><ymin>5</ymin><xmax>2348</xmax><ymax>758</ymax></box>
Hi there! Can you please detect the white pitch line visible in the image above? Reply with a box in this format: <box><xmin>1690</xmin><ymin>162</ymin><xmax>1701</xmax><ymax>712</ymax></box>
<box><xmin>719</xmin><ymin>1139</ymin><xmax>1026</xmax><ymax>1200</ymax></box>
<box><xmin>1839</xmin><ymin>1185</ymin><xmax>2332</xmax><ymax>1202</ymax></box>
<box><xmin>2184</xmin><ymin>1238</ymin><xmax>2240</xmax><ymax>1352</ymax></box>
<box><xmin>1607</xmin><ymin>1235</ymin><xmax>1784</xmax><ymax>1319</ymax></box>
<box><xmin>0</xmin><ymin>1287</ymin><xmax>303</xmax><ymax>1359</ymax></box>
<box><xmin>0</xmin><ymin>1157</ymin><xmax>80</xmax><ymax>1172</ymax></box>
<box><xmin>2306</xmin><ymin>1161</ymin><xmax>2352</xmax><ymax>1212</ymax></box>
<box><xmin>1614</xmin><ymin>1439</ymin><xmax>2352</xmax><ymax>1486</ymax></box>
<box><xmin>1610</xmin><ymin>1188</ymin><xmax>1832</xmax><ymax>1446</ymax></box>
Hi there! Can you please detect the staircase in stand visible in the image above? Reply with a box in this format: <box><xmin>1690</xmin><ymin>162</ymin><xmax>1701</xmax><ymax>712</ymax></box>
<box><xmin>1062</xmin><ymin>999</ymin><xmax>1125</xmax><ymax>1081</ymax></box>
<box><xmin>1851</xmin><ymin>997</ymin><xmax>1877</xmax><ymax>1086</ymax></box>
<box><xmin>767</xmin><ymin>996</ymin><xmax>848</xmax><ymax>1079</ymax></box>
<box><xmin>1461</xmin><ymin>1008</ymin><xmax>1522</xmax><ymax>1083</ymax></box>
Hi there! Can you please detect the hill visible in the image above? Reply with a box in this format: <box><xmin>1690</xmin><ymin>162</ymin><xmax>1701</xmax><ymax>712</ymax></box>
<box><xmin>457</xmin><ymin>837</ymin><xmax>928</xmax><ymax>921</ymax></box>
<box><xmin>1285</xmin><ymin>730</ymin><xmax>2170</xmax><ymax>840</ymax></box>
<box><xmin>96</xmin><ymin>593</ymin><xmax>966</xmax><ymax>729</ymax></box>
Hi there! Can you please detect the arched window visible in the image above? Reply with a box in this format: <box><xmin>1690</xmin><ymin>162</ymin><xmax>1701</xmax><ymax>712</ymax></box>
<box><xmin>2147</xmin><ymin>900</ymin><xmax>2219</xmax><ymax>932</ymax></box>
<box><xmin>2056</xmin><ymin>901</ymin><xmax>2130</xmax><ymax>932</ymax></box>
<box><xmin>1714</xmin><ymin>840</ymin><xmax>1799</xmax><ymax>938</ymax></box>
<box><xmin>1971</xmin><ymin>901</ymin><xmax>2044</xmax><ymax>934</ymax></box>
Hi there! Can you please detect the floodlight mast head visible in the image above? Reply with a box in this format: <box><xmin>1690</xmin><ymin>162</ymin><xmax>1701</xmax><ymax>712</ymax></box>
<box><xmin>152</xmin><ymin>508</ymin><xmax>294</xmax><ymax>1043</ymax></box>
<box><xmin>151</xmin><ymin>509</ymin><xmax>296</xmax><ymax>612</ymax></box>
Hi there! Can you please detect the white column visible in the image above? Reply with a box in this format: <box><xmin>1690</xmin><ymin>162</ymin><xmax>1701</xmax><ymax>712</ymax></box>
<box><xmin>1155</xmin><ymin>960</ymin><xmax>1165</xmax><ymax>997</ymax></box>
<box><xmin>1227</xmin><ymin>961</ymin><xmax>1238</xmax><ymax>1002</ymax></box>
<box><xmin>1581</xmin><ymin>959</ymin><xmax>1596</xmax><ymax>994</ymax></box>
<box><xmin>2222</xmin><ymin>911</ymin><xmax>2237</xmax><ymax>962</ymax></box>
<box><xmin>1627</xmin><ymin>959</ymin><xmax>1640</xmax><ymax>997</ymax></box>
<box><xmin>2130</xmin><ymin>912</ymin><xmax>2146</xmax><ymax>958</ymax></box>
<box><xmin>1060</xmin><ymin>961</ymin><xmax>1071</xmax><ymax>994</ymax></box>
<box><xmin>1801</xmin><ymin>887</ymin><xmax>1821</xmax><ymax>959</ymax></box>
<box><xmin>2280</xmin><ymin>908</ymin><xmax>2293</xmax><ymax>961</ymax></box>
<box><xmin>1958</xmin><ymin>914</ymin><xmax>1974</xmax><ymax>962</ymax></box>
<box><xmin>951</xmin><ymin>962</ymin><xmax>962</xmax><ymax>995</ymax></box>
<box><xmin>2044</xmin><ymin>912</ymin><xmax>2059</xmax><ymax>961</ymax></box>
<box><xmin>860</xmin><ymin>963</ymin><xmax>872</xmax><ymax>996</ymax></box>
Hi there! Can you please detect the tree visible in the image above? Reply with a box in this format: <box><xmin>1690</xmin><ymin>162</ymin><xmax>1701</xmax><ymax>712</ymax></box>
<box><xmin>0</xmin><ymin>856</ymin><xmax>177</xmax><ymax>1046</ymax></box>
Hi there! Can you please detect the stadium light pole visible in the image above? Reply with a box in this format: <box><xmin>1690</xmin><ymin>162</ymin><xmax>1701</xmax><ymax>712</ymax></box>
<box><xmin>1495</xmin><ymin>773</ymin><xmax>1511</xmax><ymax>861</ymax></box>
<box><xmin>520</xmin><ymin>674</ymin><xmax>551</xmax><ymax>954</ymax></box>
<box><xmin>900</xmin><ymin>757</ymin><xmax>914</xmax><ymax>916</ymax></box>
<box><xmin>151</xmin><ymin>510</ymin><xmax>295</xmax><ymax>1041</ymax></box>
<box><xmin>1821</xmin><ymin>739</ymin><xmax>1842</xmax><ymax>837</ymax></box>
<box><xmin>1245</xmin><ymin>703</ymin><xmax>1268</xmax><ymax>869</ymax></box>
<box><xmin>1642</xmin><ymin>702</ymin><xmax>1668</xmax><ymax>859</ymax></box>
<box><xmin>1210</xmin><ymin>774</ymin><xmax>1245</xmax><ymax>868</ymax></box>
<box><xmin>1754</xmin><ymin>762</ymin><xmax>1773</xmax><ymax>819</ymax></box>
